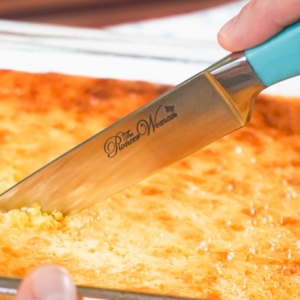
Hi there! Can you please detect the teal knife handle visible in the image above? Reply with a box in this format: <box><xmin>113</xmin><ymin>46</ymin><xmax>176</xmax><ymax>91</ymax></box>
<box><xmin>245</xmin><ymin>21</ymin><xmax>300</xmax><ymax>87</ymax></box>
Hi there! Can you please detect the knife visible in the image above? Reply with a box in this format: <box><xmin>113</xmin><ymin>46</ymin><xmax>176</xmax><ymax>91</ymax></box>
<box><xmin>0</xmin><ymin>22</ymin><xmax>299</xmax><ymax>216</ymax></box>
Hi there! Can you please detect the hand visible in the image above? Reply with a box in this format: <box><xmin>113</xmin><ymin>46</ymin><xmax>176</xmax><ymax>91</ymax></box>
<box><xmin>16</xmin><ymin>265</ymin><xmax>76</xmax><ymax>300</ymax></box>
<box><xmin>218</xmin><ymin>0</ymin><xmax>300</xmax><ymax>52</ymax></box>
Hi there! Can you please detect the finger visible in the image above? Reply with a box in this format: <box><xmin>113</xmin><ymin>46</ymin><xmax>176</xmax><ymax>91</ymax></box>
<box><xmin>218</xmin><ymin>0</ymin><xmax>300</xmax><ymax>52</ymax></box>
<box><xmin>16</xmin><ymin>265</ymin><xmax>76</xmax><ymax>300</ymax></box>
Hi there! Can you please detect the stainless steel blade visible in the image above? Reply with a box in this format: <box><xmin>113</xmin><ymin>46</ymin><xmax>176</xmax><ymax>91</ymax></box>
<box><xmin>0</xmin><ymin>53</ymin><xmax>265</xmax><ymax>215</ymax></box>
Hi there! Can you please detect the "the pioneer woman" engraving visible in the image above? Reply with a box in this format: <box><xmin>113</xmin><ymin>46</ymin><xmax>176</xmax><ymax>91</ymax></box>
<box><xmin>104</xmin><ymin>105</ymin><xmax>177</xmax><ymax>158</ymax></box>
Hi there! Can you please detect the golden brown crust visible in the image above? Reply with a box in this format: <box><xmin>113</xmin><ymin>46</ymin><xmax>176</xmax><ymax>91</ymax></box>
<box><xmin>0</xmin><ymin>71</ymin><xmax>299</xmax><ymax>300</ymax></box>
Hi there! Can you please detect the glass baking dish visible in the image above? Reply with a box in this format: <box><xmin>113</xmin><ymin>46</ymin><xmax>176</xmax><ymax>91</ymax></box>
<box><xmin>0</xmin><ymin>17</ymin><xmax>298</xmax><ymax>95</ymax></box>
<box><xmin>0</xmin><ymin>275</ymin><xmax>203</xmax><ymax>300</ymax></box>
<box><xmin>0</xmin><ymin>19</ymin><xmax>223</xmax><ymax>85</ymax></box>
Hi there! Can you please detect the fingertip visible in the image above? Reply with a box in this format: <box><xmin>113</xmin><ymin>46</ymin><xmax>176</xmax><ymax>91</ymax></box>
<box><xmin>217</xmin><ymin>31</ymin><xmax>233</xmax><ymax>52</ymax></box>
<box><xmin>16</xmin><ymin>270</ymin><xmax>34</xmax><ymax>300</ymax></box>
<box><xmin>217</xmin><ymin>0</ymin><xmax>300</xmax><ymax>53</ymax></box>
<box><xmin>218</xmin><ymin>16</ymin><xmax>237</xmax><ymax>40</ymax></box>
<box><xmin>217</xmin><ymin>15</ymin><xmax>246</xmax><ymax>52</ymax></box>
<box><xmin>16</xmin><ymin>265</ymin><xmax>76</xmax><ymax>300</ymax></box>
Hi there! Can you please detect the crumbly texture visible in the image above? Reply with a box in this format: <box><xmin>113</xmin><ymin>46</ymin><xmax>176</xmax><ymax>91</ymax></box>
<box><xmin>0</xmin><ymin>70</ymin><xmax>299</xmax><ymax>299</ymax></box>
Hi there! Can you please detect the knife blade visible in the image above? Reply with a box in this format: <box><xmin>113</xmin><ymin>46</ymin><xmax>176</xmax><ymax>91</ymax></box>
<box><xmin>0</xmin><ymin>22</ymin><xmax>299</xmax><ymax>215</ymax></box>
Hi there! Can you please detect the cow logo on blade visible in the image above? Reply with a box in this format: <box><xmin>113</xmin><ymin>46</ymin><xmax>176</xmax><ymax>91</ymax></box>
<box><xmin>104</xmin><ymin>105</ymin><xmax>177</xmax><ymax>158</ymax></box>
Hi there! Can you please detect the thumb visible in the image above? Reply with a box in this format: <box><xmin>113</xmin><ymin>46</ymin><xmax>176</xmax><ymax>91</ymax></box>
<box><xmin>16</xmin><ymin>265</ymin><xmax>76</xmax><ymax>300</ymax></box>
<box><xmin>218</xmin><ymin>0</ymin><xmax>300</xmax><ymax>52</ymax></box>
